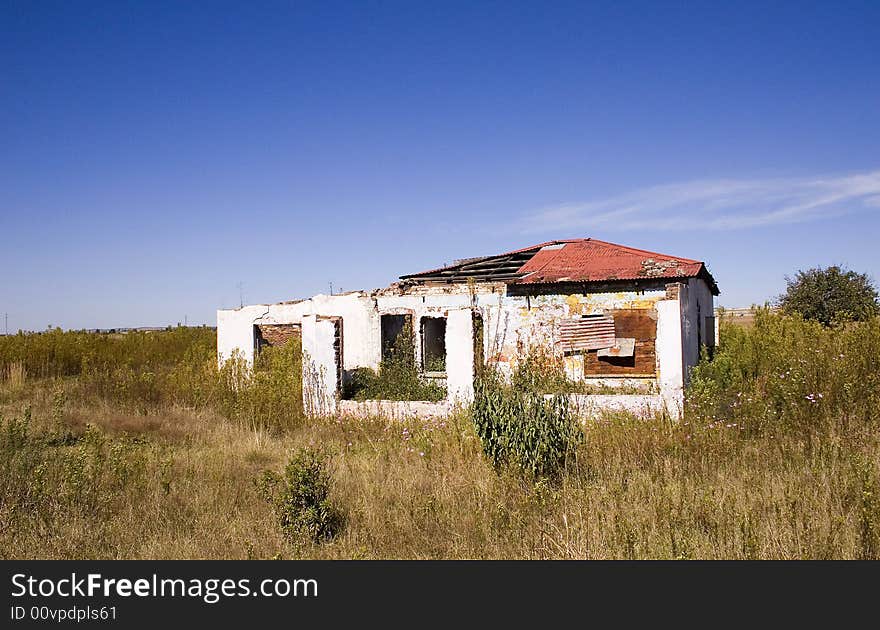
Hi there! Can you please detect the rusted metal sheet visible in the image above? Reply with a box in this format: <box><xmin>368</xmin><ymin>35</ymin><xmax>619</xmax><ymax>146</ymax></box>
<box><xmin>516</xmin><ymin>240</ymin><xmax>705</xmax><ymax>285</ymax></box>
<box><xmin>597</xmin><ymin>337</ymin><xmax>635</xmax><ymax>358</ymax></box>
<box><xmin>583</xmin><ymin>308</ymin><xmax>658</xmax><ymax>376</ymax></box>
<box><xmin>556</xmin><ymin>314</ymin><xmax>616</xmax><ymax>351</ymax></box>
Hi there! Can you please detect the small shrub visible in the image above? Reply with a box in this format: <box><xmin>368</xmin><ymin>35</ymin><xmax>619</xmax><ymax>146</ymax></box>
<box><xmin>471</xmin><ymin>371</ymin><xmax>583</xmax><ymax>479</ymax></box>
<box><xmin>258</xmin><ymin>447</ymin><xmax>344</xmax><ymax>547</ymax></box>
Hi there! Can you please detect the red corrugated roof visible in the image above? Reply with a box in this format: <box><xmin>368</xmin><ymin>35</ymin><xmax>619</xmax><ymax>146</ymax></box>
<box><xmin>517</xmin><ymin>238</ymin><xmax>700</xmax><ymax>280</ymax></box>
<box><xmin>401</xmin><ymin>238</ymin><xmax>719</xmax><ymax>294</ymax></box>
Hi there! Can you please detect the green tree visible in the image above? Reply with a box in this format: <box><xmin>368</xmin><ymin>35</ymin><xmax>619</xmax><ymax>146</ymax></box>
<box><xmin>777</xmin><ymin>266</ymin><xmax>879</xmax><ymax>326</ymax></box>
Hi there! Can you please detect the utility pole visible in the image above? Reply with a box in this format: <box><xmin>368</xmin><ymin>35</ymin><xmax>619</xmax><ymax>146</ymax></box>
<box><xmin>4</xmin><ymin>313</ymin><xmax>6</xmax><ymax>336</ymax></box>
<box><xmin>329</xmin><ymin>281</ymin><xmax>333</xmax><ymax>295</ymax></box>
<box><xmin>236</xmin><ymin>282</ymin><xmax>244</xmax><ymax>308</ymax></box>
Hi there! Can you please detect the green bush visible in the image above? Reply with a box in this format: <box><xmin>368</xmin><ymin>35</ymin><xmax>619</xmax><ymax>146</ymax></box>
<box><xmin>777</xmin><ymin>265</ymin><xmax>879</xmax><ymax>325</ymax></box>
<box><xmin>215</xmin><ymin>340</ymin><xmax>304</xmax><ymax>431</ymax></box>
<box><xmin>511</xmin><ymin>347</ymin><xmax>573</xmax><ymax>394</ymax></box>
<box><xmin>258</xmin><ymin>448</ymin><xmax>344</xmax><ymax>547</ymax></box>
<box><xmin>342</xmin><ymin>366</ymin><xmax>447</xmax><ymax>402</ymax></box>
<box><xmin>471</xmin><ymin>371</ymin><xmax>583</xmax><ymax>479</ymax></box>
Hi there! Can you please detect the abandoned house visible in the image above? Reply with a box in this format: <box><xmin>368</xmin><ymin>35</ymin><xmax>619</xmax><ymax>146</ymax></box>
<box><xmin>217</xmin><ymin>238</ymin><xmax>719</xmax><ymax>419</ymax></box>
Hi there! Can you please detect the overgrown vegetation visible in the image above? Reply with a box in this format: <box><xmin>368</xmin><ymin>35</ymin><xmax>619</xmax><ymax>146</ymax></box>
<box><xmin>688</xmin><ymin>308</ymin><xmax>880</xmax><ymax>436</ymax></box>
<box><xmin>511</xmin><ymin>346</ymin><xmax>649</xmax><ymax>394</ymax></box>
<box><xmin>472</xmin><ymin>370</ymin><xmax>582</xmax><ymax>479</ymax></box>
<box><xmin>0</xmin><ymin>327</ymin><xmax>303</xmax><ymax>432</ymax></box>
<box><xmin>0</xmin><ymin>407</ymin><xmax>156</xmax><ymax>558</ymax></box>
<box><xmin>1</xmin><ymin>312</ymin><xmax>879</xmax><ymax>559</ymax></box>
<box><xmin>342</xmin><ymin>320</ymin><xmax>446</xmax><ymax>402</ymax></box>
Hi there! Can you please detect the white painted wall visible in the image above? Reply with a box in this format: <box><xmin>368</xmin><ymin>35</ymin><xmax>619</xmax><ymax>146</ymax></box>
<box><xmin>217</xmin><ymin>301</ymin><xmax>311</xmax><ymax>367</ymax></box>
<box><xmin>338</xmin><ymin>399</ymin><xmax>451</xmax><ymax>420</ymax></box>
<box><xmin>568</xmin><ymin>394</ymin><xmax>667</xmax><ymax>419</ymax></box>
<box><xmin>376</xmin><ymin>291</ymin><xmax>474</xmax><ymax>371</ymax></box>
<box><xmin>445</xmin><ymin>308</ymin><xmax>474</xmax><ymax>404</ymax></box>
<box><xmin>655</xmin><ymin>298</ymin><xmax>684</xmax><ymax>418</ymax></box>
<box><xmin>217</xmin><ymin>279</ymin><xmax>697</xmax><ymax>418</ymax></box>
<box><xmin>301</xmin><ymin>314</ymin><xmax>339</xmax><ymax>416</ymax></box>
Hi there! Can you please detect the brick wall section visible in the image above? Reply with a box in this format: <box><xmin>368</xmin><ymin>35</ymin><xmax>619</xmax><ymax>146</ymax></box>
<box><xmin>256</xmin><ymin>323</ymin><xmax>301</xmax><ymax>347</ymax></box>
<box><xmin>665</xmin><ymin>282</ymin><xmax>683</xmax><ymax>299</ymax></box>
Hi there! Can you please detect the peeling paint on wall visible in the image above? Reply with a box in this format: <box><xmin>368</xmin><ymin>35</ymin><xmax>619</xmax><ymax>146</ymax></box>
<box><xmin>217</xmin><ymin>277</ymin><xmax>707</xmax><ymax>419</ymax></box>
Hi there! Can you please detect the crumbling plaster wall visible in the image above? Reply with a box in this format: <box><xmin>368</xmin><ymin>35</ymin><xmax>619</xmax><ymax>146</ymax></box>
<box><xmin>301</xmin><ymin>314</ymin><xmax>339</xmax><ymax>416</ymax></box>
<box><xmin>217</xmin><ymin>301</ymin><xmax>310</xmax><ymax>367</ymax></box>
<box><xmin>218</xmin><ymin>293</ymin><xmax>376</xmax><ymax>369</ymax></box>
<box><xmin>478</xmin><ymin>286</ymin><xmax>668</xmax><ymax>376</ymax></box>
<box><xmin>217</xmin><ymin>280</ymin><xmax>690</xmax><ymax>417</ymax></box>
<box><xmin>373</xmin><ymin>285</ymin><xmax>500</xmax><ymax>381</ymax></box>
<box><xmin>478</xmin><ymin>284</ymin><xmax>686</xmax><ymax>416</ymax></box>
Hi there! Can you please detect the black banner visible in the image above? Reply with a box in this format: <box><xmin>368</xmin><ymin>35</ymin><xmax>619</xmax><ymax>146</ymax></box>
<box><xmin>2</xmin><ymin>561</ymin><xmax>878</xmax><ymax>627</ymax></box>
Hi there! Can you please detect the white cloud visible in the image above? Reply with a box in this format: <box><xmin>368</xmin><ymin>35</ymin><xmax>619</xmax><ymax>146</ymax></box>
<box><xmin>519</xmin><ymin>170</ymin><xmax>880</xmax><ymax>233</ymax></box>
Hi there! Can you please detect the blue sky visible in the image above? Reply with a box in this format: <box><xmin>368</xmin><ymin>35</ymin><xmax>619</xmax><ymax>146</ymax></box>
<box><xmin>2</xmin><ymin>1</ymin><xmax>878</xmax><ymax>331</ymax></box>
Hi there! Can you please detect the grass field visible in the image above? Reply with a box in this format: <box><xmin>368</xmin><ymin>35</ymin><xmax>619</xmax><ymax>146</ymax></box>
<box><xmin>1</xmin><ymin>312</ymin><xmax>878</xmax><ymax>559</ymax></box>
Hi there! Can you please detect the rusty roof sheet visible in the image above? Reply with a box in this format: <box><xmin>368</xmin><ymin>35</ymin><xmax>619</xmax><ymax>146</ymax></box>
<box><xmin>400</xmin><ymin>238</ymin><xmax>719</xmax><ymax>294</ymax></box>
<box><xmin>517</xmin><ymin>239</ymin><xmax>704</xmax><ymax>282</ymax></box>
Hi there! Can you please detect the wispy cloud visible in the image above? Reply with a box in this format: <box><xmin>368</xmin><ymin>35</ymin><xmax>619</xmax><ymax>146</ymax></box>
<box><xmin>519</xmin><ymin>170</ymin><xmax>880</xmax><ymax>233</ymax></box>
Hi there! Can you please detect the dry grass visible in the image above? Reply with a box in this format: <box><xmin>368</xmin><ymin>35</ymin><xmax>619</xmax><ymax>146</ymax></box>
<box><xmin>1</xmin><ymin>314</ymin><xmax>878</xmax><ymax>559</ymax></box>
<box><xmin>1</xmin><ymin>361</ymin><xmax>25</xmax><ymax>391</ymax></box>
<box><xmin>2</xmin><ymin>389</ymin><xmax>877</xmax><ymax>559</ymax></box>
